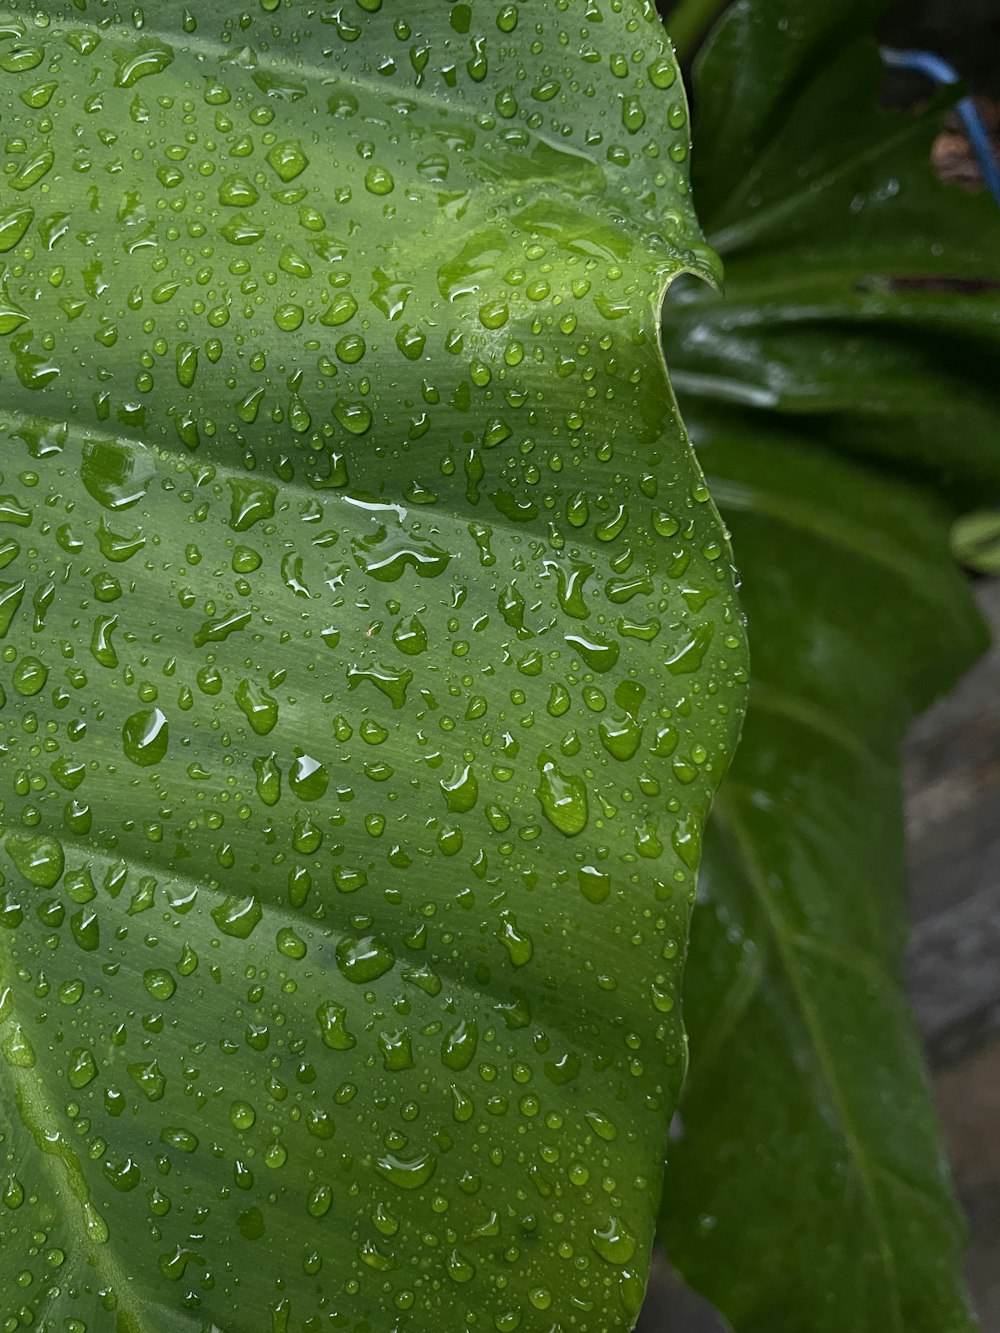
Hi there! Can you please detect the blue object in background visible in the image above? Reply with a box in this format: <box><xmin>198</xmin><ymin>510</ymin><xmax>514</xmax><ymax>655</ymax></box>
<box><xmin>881</xmin><ymin>47</ymin><xmax>1000</xmax><ymax>207</ymax></box>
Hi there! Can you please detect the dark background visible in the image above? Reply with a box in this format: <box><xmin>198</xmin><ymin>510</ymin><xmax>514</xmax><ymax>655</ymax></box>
<box><xmin>880</xmin><ymin>0</ymin><xmax>1000</xmax><ymax>96</ymax></box>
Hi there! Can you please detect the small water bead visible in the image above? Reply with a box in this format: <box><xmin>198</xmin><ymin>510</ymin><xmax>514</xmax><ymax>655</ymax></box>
<box><xmin>6</xmin><ymin>832</ymin><xmax>64</xmax><ymax>887</ymax></box>
<box><xmin>219</xmin><ymin>175</ymin><xmax>259</xmax><ymax>207</ymax></box>
<box><xmin>591</xmin><ymin>1216</ymin><xmax>637</xmax><ymax>1265</ymax></box>
<box><xmin>266</xmin><ymin>140</ymin><xmax>309</xmax><ymax>182</ymax></box>
<box><xmin>378</xmin><ymin>1028</ymin><xmax>414</xmax><ymax>1071</ymax></box>
<box><xmin>143</xmin><ymin>969</ymin><xmax>176</xmax><ymax>1001</ymax></box>
<box><xmin>364</xmin><ymin>165</ymin><xmax>394</xmax><ymax>195</ymax></box>
<box><xmin>317</xmin><ymin>1000</ymin><xmax>356</xmax><ymax>1050</ymax></box>
<box><xmin>497</xmin><ymin>910</ymin><xmax>533</xmax><ymax>966</ymax></box>
<box><xmin>535</xmin><ymin>755</ymin><xmax>588</xmax><ymax>836</ymax></box>
<box><xmin>211</xmin><ymin>894</ymin><xmax>262</xmax><ymax>940</ymax></box>
<box><xmin>440</xmin><ymin>762</ymin><xmax>478</xmax><ymax>813</ymax></box>
<box><xmin>253</xmin><ymin>752</ymin><xmax>282</xmax><ymax>806</ymax></box>
<box><xmin>276</xmin><ymin>927</ymin><xmax>307</xmax><ymax>960</ymax></box>
<box><xmin>160</xmin><ymin>1127</ymin><xmax>199</xmax><ymax>1154</ymax></box>
<box><xmin>122</xmin><ymin>707</ymin><xmax>169</xmax><ymax>767</ymax></box>
<box><xmin>441</xmin><ymin>1019</ymin><xmax>478</xmax><ymax>1072</ymax></box>
<box><xmin>230</xmin><ymin>1101</ymin><xmax>256</xmax><ymax>1130</ymax></box>
<box><xmin>235</xmin><ymin>679</ymin><xmax>279</xmax><ymax>735</ymax></box>
<box><xmin>374</xmin><ymin>1150</ymin><xmax>436</xmax><ymax>1191</ymax></box>
<box><xmin>128</xmin><ymin>1059</ymin><xmax>166</xmax><ymax>1101</ymax></box>
<box><xmin>12</xmin><ymin>654</ymin><xmax>47</xmax><ymax>695</ymax></box>
<box><xmin>274</xmin><ymin>303</ymin><xmax>305</xmax><ymax>332</ymax></box>
<box><xmin>308</xmin><ymin>1184</ymin><xmax>333</xmax><ymax>1218</ymax></box>
<box><xmin>66</xmin><ymin>1047</ymin><xmax>98</xmax><ymax>1089</ymax></box>
<box><xmin>336</xmin><ymin>935</ymin><xmax>394</xmax><ymax>983</ymax></box>
<box><xmin>288</xmin><ymin>753</ymin><xmax>329</xmax><ymax>801</ymax></box>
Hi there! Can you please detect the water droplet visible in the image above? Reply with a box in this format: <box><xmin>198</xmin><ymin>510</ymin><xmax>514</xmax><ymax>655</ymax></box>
<box><xmin>274</xmin><ymin>303</ymin><xmax>305</xmax><ymax>332</ymax></box>
<box><xmin>5</xmin><ymin>833</ymin><xmax>64</xmax><ymax>888</ymax></box>
<box><xmin>276</xmin><ymin>927</ymin><xmax>307</xmax><ymax>960</ymax></box>
<box><xmin>579</xmin><ymin>865</ymin><xmax>611</xmax><ymax>904</ymax></box>
<box><xmin>115</xmin><ymin>44</ymin><xmax>174</xmax><ymax>87</ymax></box>
<box><xmin>497</xmin><ymin>909</ymin><xmax>533</xmax><ymax>966</ymax></box>
<box><xmin>336</xmin><ymin>935</ymin><xmax>394</xmax><ymax>984</ymax></box>
<box><xmin>0</xmin><ymin>207</ymin><xmax>34</xmax><ymax>254</ymax></box>
<box><xmin>364</xmin><ymin>165</ymin><xmax>395</xmax><ymax>195</ymax></box>
<box><xmin>2</xmin><ymin>1176</ymin><xmax>25</xmax><ymax>1209</ymax></box>
<box><xmin>211</xmin><ymin>894</ymin><xmax>262</xmax><ymax>939</ymax></box>
<box><xmin>536</xmin><ymin>754</ymin><xmax>588</xmax><ymax>836</ymax></box>
<box><xmin>441</xmin><ymin>762</ymin><xmax>478</xmax><ymax>813</ymax></box>
<box><xmin>447</xmin><ymin>1248</ymin><xmax>476</xmax><ymax>1283</ymax></box>
<box><xmin>128</xmin><ymin>1059</ymin><xmax>166</xmax><ymax>1101</ymax></box>
<box><xmin>441</xmin><ymin>1019</ymin><xmax>478</xmax><ymax>1071</ymax></box>
<box><xmin>141</xmin><ymin>968</ymin><xmax>175</xmax><ymax>1001</ymax></box>
<box><xmin>235</xmin><ymin>679</ymin><xmax>279</xmax><ymax>735</ymax></box>
<box><xmin>666</xmin><ymin>623</ymin><xmax>714</xmax><ymax>674</ymax></box>
<box><xmin>122</xmin><ymin>707</ymin><xmax>169</xmax><ymax>767</ymax></box>
<box><xmin>378</xmin><ymin>1028</ymin><xmax>414</xmax><ymax>1071</ymax></box>
<box><xmin>347</xmin><ymin>663</ymin><xmax>412</xmax><ymax>709</ymax></box>
<box><xmin>230</xmin><ymin>1101</ymin><xmax>257</xmax><ymax>1130</ymax></box>
<box><xmin>392</xmin><ymin>614</ymin><xmax>428</xmax><ymax>655</ymax></box>
<box><xmin>564</xmin><ymin>631</ymin><xmax>620</xmax><ymax>673</ymax></box>
<box><xmin>288</xmin><ymin>753</ymin><xmax>329</xmax><ymax>801</ymax></box>
<box><xmin>81</xmin><ymin>440</ymin><xmax>155</xmax><ymax>511</ymax></box>
<box><xmin>0</xmin><ymin>298</ymin><xmax>29</xmax><ymax>336</ymax></box>
<box><xmin>308</xmin><ymin>1183</ymin><xmax>333</xmax><ymax>1217</ymax></box>
<box><xmin>374</xmin><ymin>1150</ymin><xmax>436</xmax><ymax>1191</ymax></box>
<box><xmin>228</xmin><ymin>478</ymin><xmax>277</xmax><ymax>531</ymax></box>
<box><xmin>591</xmin><ymin>1215</ymin><xmax>637</xmax><ymax>1265</ymax></box>
<box><xmin>67</xmin><ymin>1047</ymin><xmax>98</xmax><ymax>1089</ymax></box>
<box><xmin>267</xmin><ymin>140</ymin><xmax>309</xmax><ymax>182</ymax></box>
<box><xmin>317</xmin><ymin>1000</ymin><xmax>356</xmax><ymax>1050</ymax></box>
<box><xmin>253</xmin><ymin>752</ymin><xmax>282</xmax><ymax>806</ymax></box>
<box><xmin>12</xmin><ymin>653</ymin><xmax>47</xmax><ymax>695</ymax></box>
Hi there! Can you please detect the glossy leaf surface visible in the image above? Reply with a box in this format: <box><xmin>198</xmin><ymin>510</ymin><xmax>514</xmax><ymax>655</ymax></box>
<box><xmin>0</xmin><ymin>3</ymin><xmax>747</xmax><ymax>1331</ymax></box>
<box><xmin>657</xmin><ymin>1</ymin><xmax>1000</xmax><ymax>1329</ymax></box>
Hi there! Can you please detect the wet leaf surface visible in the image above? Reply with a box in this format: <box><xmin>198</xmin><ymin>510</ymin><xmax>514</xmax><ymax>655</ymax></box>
<box><xmin>0</xmin><ymin>3</ymin><xmax>746</xmax><ymax>1329</ymax></box>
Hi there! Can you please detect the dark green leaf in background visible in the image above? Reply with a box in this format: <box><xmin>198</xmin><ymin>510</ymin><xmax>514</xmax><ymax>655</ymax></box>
<box><xmin>657</xmin><ymin>0</ymin><xmax>1000</xmax><ymax>1329</ymax></box>
<box><xmin>0</xmin><ymin>3</ymin><xmax>748</xmax><ymax>1330</ymax></box>
<box><xmin>666</xmin><ymin>0</ymin><xmax>1000</xmax><ymax>501</ymax></box>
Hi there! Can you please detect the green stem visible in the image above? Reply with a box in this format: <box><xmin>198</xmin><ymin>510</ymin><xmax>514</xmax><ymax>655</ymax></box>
<box><xmin>665</xmin><ymin>0</ymin><xmax>731</xmax><ymax>63</ymax></box>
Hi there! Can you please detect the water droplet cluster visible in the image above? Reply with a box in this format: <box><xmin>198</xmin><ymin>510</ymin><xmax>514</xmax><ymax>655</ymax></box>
<box><xmin>0</xmin><ymin>1</ymin><xmax>746</xmax><ymax>1329</ymax></box>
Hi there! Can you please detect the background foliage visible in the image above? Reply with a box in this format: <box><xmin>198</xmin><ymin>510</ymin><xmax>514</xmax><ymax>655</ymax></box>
<box><xmin>657</xmin><ymin>1</ymin><xmax>1000</xmax><ymax>1329</ymax></box>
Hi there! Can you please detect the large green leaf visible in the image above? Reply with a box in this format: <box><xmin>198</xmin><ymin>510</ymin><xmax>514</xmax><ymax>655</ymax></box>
<box><xmin>0</xmin><ymin>2</ymin><xmax>747</xmax><ymax>1330</ymax></box>
<box><xmin>656</xmin><ymin>1</ymin><xmax>1000</xmax><ymax>1330</ymax></box>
